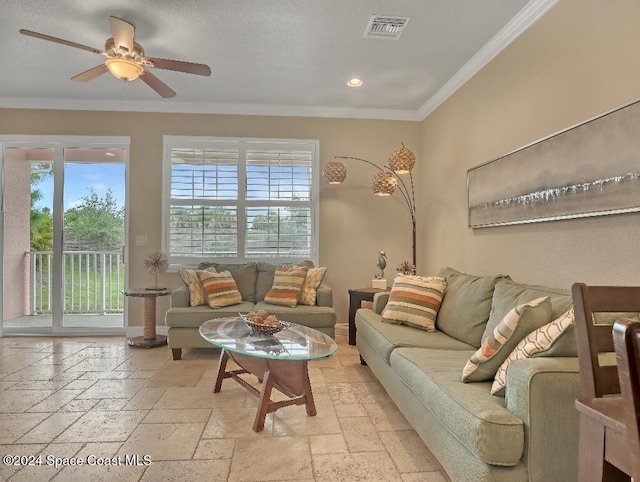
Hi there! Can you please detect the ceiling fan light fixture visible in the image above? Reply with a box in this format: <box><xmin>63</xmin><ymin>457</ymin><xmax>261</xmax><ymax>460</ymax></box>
<box><xmin>105</xmin><ymin>57</ymin><xmax>143</xmax><ymax>82</ymax></box>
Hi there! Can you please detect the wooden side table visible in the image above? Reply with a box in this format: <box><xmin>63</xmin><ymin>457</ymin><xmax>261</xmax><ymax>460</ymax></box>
<box><xmin>348</xmin><ymin>287</ymin><xmax>391</xmax><ymax>345</ymax></box>
<box><xmin>123</xmin><ymin>288</ymin><xmax>171</xmax><ymax>348</ymax></box>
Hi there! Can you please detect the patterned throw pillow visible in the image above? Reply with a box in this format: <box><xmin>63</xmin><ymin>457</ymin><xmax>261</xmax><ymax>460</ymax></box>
<box><xmin>299</xmin><ymin>267</ymin><xmax>327</xmax><ymax>305</ymax></box>
<box><xmin>197</xmin><ymin>270</ymin><xmax>242</xmax><ymax>308</ymax></box>
<box><xmin>381</xmin><ymin>275</ymin><xmax>448</xmax><ymax>332</ymax></box>
<box><xmin>264</xmin><ymin>266</ymin><xmax>309</xmax><ymax>308</ymax></box>
<box><xmin>491</xmin><ymin>308</ymin><xmax>575</xmax><ymax>396</ymax></box>
<box><xmin>178</xmin><ymin>267</ymin><xmax>217</xmax><ymax>306</ymax></box>
<box><xmin>461</xmin><ymin>296</ymin><xmax>552</xmax><ymax>382</ymax></box>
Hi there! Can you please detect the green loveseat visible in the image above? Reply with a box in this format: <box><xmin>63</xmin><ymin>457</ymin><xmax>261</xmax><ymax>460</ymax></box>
<box><xmin>356</xmin><ymin>267</ymin><xmax>582</xmax><ymax>482</ymax></box>
<box><xmin>165</xmin><ymin>261</ymin><xmax>336</xmax><ymax>360</ymax></box>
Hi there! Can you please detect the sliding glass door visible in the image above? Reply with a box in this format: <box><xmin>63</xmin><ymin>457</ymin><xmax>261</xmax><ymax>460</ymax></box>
<box><xmin>1</xmin><ymin>136</ymin><xmax>129</xmax><ymax>335</ymax></box>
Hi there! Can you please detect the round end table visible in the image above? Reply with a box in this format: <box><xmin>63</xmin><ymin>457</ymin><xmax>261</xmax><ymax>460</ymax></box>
<box><xmin>122</xmin><ymin>288</ymin><xmax>171</xmax><ymax>348</ymax></box>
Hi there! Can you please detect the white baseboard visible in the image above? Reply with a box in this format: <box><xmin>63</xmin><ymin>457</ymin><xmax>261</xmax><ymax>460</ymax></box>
<box><xmin>126</xmin><ymin>325</ymin><xmax>168</xmax><ymax>338</ymax></box>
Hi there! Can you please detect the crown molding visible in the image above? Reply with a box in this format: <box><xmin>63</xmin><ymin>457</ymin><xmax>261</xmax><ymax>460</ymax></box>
<box><xmin>417</xmin><ymin>0</ymin><xmax>560</xmax><ymax>120</ymax></box>
<box><xmin>0</xmin><ymin>97</ymin><xmax>423</xmax><ymax>122</ymax></box>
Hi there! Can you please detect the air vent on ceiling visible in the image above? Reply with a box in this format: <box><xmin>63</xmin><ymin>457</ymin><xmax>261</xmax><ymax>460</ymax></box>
<box><xmin>364</xmin><ymin>15</ymin><xmax>410</xmax><ymax>39</ymax></box>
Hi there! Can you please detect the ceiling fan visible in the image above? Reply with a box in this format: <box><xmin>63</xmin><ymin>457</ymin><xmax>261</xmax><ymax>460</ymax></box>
<box><xmin>19</xmin><ymin>16</ymin><xmax>211</xmax><ymax>98</ymax></box>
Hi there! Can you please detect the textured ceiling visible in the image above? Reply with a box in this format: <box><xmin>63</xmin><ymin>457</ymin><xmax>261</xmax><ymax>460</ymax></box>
<box><xmin>0</xmin><ymin>0</ymin><xmax>556</xmax><ymax>120</ymax></box>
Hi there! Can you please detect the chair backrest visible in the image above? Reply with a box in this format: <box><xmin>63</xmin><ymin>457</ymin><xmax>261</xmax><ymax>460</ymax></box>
<box><xmin>572</xmin><ymin>283</ymin><xmax>640</xmax><ymax>398</ymax></box>
<box><xmin>612</xmin><ymin>318</ymin><xmax>640</xmax><ymax>477</ymax></box>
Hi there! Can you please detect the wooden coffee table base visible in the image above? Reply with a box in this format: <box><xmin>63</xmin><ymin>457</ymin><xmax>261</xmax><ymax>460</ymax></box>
<box><xmin>213</xmin><ymin>349</ymin><xmax>317</xmax><ymax>432</ymax></box>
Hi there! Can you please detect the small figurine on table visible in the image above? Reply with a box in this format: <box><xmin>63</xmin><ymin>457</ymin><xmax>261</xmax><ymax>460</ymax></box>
<box><xmin>375</xmin><ymin>251</ymin><xmax>387</xmax><ymax>279</ymax></box>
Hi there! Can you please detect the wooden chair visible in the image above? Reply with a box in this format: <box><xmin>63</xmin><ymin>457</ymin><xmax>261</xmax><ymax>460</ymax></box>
<box><xmin>572</xmin><ymin>282</ymin><xmax>640</xmax><ymax>481</ymax></box>
<box><xmin>612</xmin><ymin>318</ymin><xmax>640</xmax><ymax>480</ymax></box>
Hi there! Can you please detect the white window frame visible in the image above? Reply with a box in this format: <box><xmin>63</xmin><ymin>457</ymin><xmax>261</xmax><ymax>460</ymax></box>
<box><xmin>162</xmin><ymin>136</ymin><xmax>319</xmax><ymax>269</ymax></box>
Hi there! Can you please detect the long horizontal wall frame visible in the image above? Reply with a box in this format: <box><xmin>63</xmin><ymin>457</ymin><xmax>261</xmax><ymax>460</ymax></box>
<box><xmin>467</xmin><ymin>98</ymin><xmax>640</xmax><ymax>228</ymax></box>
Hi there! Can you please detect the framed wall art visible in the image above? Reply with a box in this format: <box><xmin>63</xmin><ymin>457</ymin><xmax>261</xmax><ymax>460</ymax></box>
<box><xmin>467</xmin><ymin>98</ymin><xmax>640</xmax><ymax>228</ymax></box>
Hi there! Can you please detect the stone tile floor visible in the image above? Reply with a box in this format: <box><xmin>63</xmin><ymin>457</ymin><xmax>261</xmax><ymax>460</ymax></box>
<box><xmin>0</xmin><ymin>327</ymin><xmax>450</xmax><ymax>481</ymax></box>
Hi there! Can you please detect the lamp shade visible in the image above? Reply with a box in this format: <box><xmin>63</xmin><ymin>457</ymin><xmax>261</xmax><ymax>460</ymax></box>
<box><xmin>372</xmin><ymin>171</ymin><xmax>397</xmax><ymax>196</ymax></box>
<box><xmin>323</xmin><ymin>161</ymin><xmax>347</xmax><ymax>184</ymax></box>
<box><xmin>388</xmin><ymin>146</ymin><xmax>416</xmax><ymax>174</ymax></box>
<box><xmin>105</xmin><ymin>57</ymin><xmax>144</xmax><ymax>82</ymax></box>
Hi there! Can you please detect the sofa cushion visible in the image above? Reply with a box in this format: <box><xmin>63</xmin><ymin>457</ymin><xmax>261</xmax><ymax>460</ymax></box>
<box><xmin>198</xmin><ymin>262</ymin><xmax>258</xmax><ymax>302</ymax></box>
<box><xmin>382</xmin><ymin>275</ymin><xmax>447</xmax><ymax>332</ymax></box>
<box><xmin>356</xmin><ymin>309</ymin><xmax>475</xmax><ymax>363</ymax></box>
<box><xmin>198</xmin><ymin>271</ymin><xmax>243</xmax><ymax>308</ymax></box>
<box><xmin>391</xmin><ymin>347</ymin><xmax>524</xmax><ymax>466</ymax></box>
<box><xmin>491</xmin><ymin>308</ymin><xmax>575</xmax><ymax>396</ymax></box>
<box><xmin>482</xmin><ymin>279</ymin><xmax>573</xmax><ymax>344</ymax></box>
<box><xmin>252</xmin><ymin>301</ymin><xmax>336</xmax><ymax>330</ymax></box>
<box><xmin>437</xmin><ymin>267</ymin><xmax>508</xmax><ymax>348</ymax></box>
<box><xmin>255</xmin><ymin>263</ymin><xmax>277</xmax><ymax>302</ymax></box>
<box><xmin>165</xmin><ymin>301</ymin><xmax>256</xmax><ymax>328</ymax></box>
<box><xmin>462</xmin><ymin>297</ymin><xmax>552</xmax><ymax>382</ymax></box>
<box><xmin>264</xmin><ymin>266</ymin><xmax>308</xmax><ymax>307</ymax></box>
<box><xmin>299</xmin><ymin>267</ymin><xmax>327</xmax><ymax>305</ymax></box>
<box><xmin>178</xmin><ymin>267</ymin><xmax>217</xmax><ymax>306</ymax></box>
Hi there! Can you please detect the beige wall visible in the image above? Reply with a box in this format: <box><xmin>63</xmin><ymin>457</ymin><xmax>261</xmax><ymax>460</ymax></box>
<box><xmin>0</xmin><ymin>110</ymin><xmax>420</xmax><ymax>326</ymax></box>
<box><xmin>419</xmin><ymin>0</ymin><xmax>640</xmax><ymax>289</ymax></box>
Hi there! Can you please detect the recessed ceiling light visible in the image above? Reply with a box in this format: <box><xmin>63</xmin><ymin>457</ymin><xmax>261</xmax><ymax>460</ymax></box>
<box><xmin>347</xmin><ymin>78</ymin><xmax>363</xmax><ymax>88</ymax></box>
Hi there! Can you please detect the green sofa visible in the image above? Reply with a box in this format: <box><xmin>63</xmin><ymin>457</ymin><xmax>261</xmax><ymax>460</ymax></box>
<box><xmin>355</xmin><ymin>268</ymin><xmax>582</xmax><ymax>482</ymax></box>
<box><xmin>164</xmin><ymin>261</ymin><xmax>336</xmax><ymax>360</ymax></box>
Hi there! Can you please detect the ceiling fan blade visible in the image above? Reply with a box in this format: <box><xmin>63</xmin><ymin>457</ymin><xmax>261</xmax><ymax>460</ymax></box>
<box><xmin>109</xmin><ymin>16</ymin><xmax>135</xmax><ymax>53</ymax></box>
<box><xmin>71</xmin><ymin>64</ymin><xmax>109</xmax><ymax>82</ymax></box>
<box><xmin>139</xmin><ymin>69</ymin><xmax>176</xmax><ymax>98</ymax></box>
<box><xmin>144</xmin><ymin>57</ymin><xmax>211</xmax><ymax>76</ymax></box>
<box><xmin>19</xmin><ymin>29</ymin><xmax>104</xmax><ymax>55</ymax></box>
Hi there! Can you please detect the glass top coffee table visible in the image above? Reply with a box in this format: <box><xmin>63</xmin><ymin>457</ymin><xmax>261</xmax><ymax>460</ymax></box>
<box><xmin>199</xmin><ymin>317</ymin><xmax>337</xmax><ymax>431</ymax></box>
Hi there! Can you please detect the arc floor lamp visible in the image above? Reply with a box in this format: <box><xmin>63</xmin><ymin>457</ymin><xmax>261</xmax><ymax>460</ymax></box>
<box><xmin>322</xmin><ymin>145</ymin><xmax>417</xmax><ymax>272</ymax></box>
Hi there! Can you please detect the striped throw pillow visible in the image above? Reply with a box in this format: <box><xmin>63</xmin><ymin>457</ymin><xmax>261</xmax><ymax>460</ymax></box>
<box><xmin>197</xmin><ymin>271</ymin><xmax>242</xmax><ymax>308</ymax></box>
<box><xmin>264</xmin><ymin>266</ymin><xmax>309</xmax><ymax>308</ymax></box>
<box><xmin>462</xmin><ymin>296</ymin><xmax>552</xmax><ymax>382</ymax></box>
<box><xmin>178</xmin><ymin>267</ymin><xmax>217</xmax><ymax>306</ymax></box>
<box><xmin>381</xmin><ymin>275</ymin><xmax>447</xmax><ymax>332</ymax></box>
<box><xmin>491</xmin><ymin>308</ymin><xmax>574</xmax><ymax>396</ymax></box>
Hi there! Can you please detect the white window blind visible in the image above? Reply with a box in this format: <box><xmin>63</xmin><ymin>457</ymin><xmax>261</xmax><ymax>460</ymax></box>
<box><xmin>163</xmin><ymin>137</ymin><xmax>318</xmax><ymax>266</ymax></box>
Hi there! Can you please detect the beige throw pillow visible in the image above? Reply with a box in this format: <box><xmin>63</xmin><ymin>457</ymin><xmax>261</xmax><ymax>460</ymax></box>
<box><xmin>299</xmin><ymin>267</ymin><xmax>327</xmax><ymax>305</ymax></box>
<box><xmin>462</xmin><ymin>296</ymin><xmax>552</xmax><ymax>382</ymax></box>
<box><xmin>491</xmin><ymin>308</ymin><xmax>575</xmax><ymax>396</ymax></box>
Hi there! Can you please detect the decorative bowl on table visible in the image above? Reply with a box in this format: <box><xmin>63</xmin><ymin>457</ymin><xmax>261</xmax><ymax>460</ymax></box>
<box><xmin>239</xmin><ymin>311</ymin><xmax>291</xmax><ymax>335</ymax></box>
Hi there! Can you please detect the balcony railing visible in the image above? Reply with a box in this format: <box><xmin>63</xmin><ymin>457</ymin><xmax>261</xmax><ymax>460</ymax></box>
<box><xmin>29</xmin><ymin>250</ymin><xmax>124</xmax><ymax>315</ymax></box>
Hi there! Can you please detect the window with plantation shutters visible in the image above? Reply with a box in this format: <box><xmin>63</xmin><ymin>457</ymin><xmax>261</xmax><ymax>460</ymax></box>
<box><xmin>163</xmin><ymin>137</ymin><xmax>318</xmax><ymax>267</ymax></box>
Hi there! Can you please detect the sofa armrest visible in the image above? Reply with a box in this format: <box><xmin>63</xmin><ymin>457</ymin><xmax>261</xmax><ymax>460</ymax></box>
<box><xmin>372</xmin><ymin>292</ymin><xmax>390</xmax><ymax>314</ymax></box>
<box><xmin>505</xmin><ymin>357</ymin><xmax>580</xmax><ymax>482</ymax></box>
<box><xmin>316</xmin><ymin>283</ymin><xmax>333</xmax><ymax>307</ymax></box>
<box><xmin>170</xmin><ymin>286</ymin><xmax>190</xmax><ymax>308</ymax></box>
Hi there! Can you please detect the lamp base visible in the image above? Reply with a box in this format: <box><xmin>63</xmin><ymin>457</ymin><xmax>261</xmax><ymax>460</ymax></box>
<box><xmin>372</xmin><ymin>279</ymin><xmax>387</xmax><ymax>289</ymax></box>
